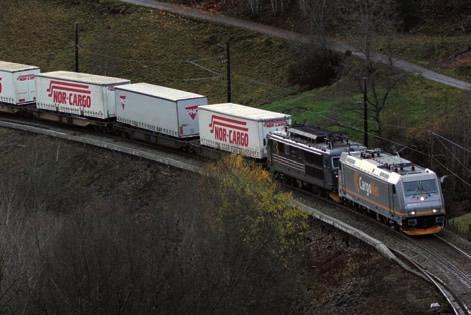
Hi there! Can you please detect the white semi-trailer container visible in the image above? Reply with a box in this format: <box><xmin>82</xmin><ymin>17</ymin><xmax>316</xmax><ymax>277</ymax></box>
<box><xmin>0</xmin><ymin>61</ymin><xmax>40</xmax><ymax>105</ymax></box>
<box><xmin>35</xmin><ymin>71</ymin><xmax>130</xmax><ymax>119</ymax></box>
<box><xmin>198</xmin><ymin>103</ymin><xmax>291</xmax><ymax>159</ymax></box>
<box><xmin>115</xmin><ymin>83</ymin><xmax>208</xmax><ymax>138</ymax></box>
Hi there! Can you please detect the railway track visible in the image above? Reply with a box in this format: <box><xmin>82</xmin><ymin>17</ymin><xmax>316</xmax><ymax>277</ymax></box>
<box><xmin>388</xmin><ymin>234</ymin><xmax>471</xmax><ymax>314</ymax></box>
<box><xmin>1</xmin><ymin>115</ymin><xmax>470</xmax><ymax>314</ymax></box>
<box><xmin>294</xmin><ymin>191</ymin><xmax>471</xmax><ymax>314</ymax></box>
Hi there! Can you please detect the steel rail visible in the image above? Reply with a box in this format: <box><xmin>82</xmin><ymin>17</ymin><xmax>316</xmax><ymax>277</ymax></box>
<box><xmin>435</xmin><ymin>235</ymin><xmax>471</xmax><ymax>261</ymax></box>
<box><xmin>393</xmin><ymin>249</ymin><xmax>469</xmax><ymax>315</ymax></box>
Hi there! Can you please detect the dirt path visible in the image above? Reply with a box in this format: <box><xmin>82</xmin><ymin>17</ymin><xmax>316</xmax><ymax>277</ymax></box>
<box><xmin>121</xmin><ymin>0</ymin><xmax>471</xmax><ymax>91</ymax></box>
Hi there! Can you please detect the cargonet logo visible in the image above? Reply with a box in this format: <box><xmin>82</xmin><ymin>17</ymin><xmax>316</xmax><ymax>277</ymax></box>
<box><xmin>359</xmin><ymin>176</ymin><xmax>373</xmax><ymax>196</ymax></box>
<box><xmin>354</xmin><ymin>173</ymin><xmax>380</xmax><ymax>197</ymax></box>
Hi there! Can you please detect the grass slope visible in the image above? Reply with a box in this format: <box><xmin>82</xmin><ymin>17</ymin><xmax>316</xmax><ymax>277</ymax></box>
<box><xmin>0</xmin><ymin>0</ymin><xmax>295</xmax><ymax>105</ymax></box>
<box><xmin>263</xmin><ymin>74</ymin><xmax>465</xmax><ymax>143</ymax></box>
<box><xmin>0</xmin><ymin>0</ymin><xmax>466</xmax><ymax>146</ymax></box>
<box><xmin>450</xmin><ymin>212</ymin><xmax>471</xmax><ymax>231</ymax></box>
<box><xmin>337</xmin><ymin>33</ymin><xmax>471</xmax><ymax>82</ymax></box>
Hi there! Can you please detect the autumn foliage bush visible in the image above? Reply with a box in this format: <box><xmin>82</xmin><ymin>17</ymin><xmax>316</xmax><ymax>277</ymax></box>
<box><xmin>206</xmin><ymin>155</ymin><xmax>308</xmax><ymax>260</ymax></box>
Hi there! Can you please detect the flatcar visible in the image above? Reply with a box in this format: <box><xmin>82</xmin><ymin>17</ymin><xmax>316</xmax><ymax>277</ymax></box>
<box><xmin>338</xmin><ymin>149</ymin><xmax>445</xmax><ymax>235</ymax></box>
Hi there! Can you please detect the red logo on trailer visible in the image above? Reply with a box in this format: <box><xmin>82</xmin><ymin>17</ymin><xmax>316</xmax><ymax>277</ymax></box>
<box><xmin>209</xmin><ymin>115</ymin><xmax>249</xmax><ymax>147</ymax></box>
<box><xmin>17</xmin><ymin>74</ymin><xmax>35</xmax><ymax>81</ymax></box>
<box><xmin>120</xmin><ymin>95</ymin><xmax>127</xmax><ymax>110</ymax></box>
<box><xmin>264</xmin><ymin>119</ymin><xmax>288</xmax><ymax>128</ymax></box>
<box><xmin>47</xmin><ymin>80</ymin><xmax>92</xmax><ymax>108</ymax></box>
<box><xmin>185</xmin><ymin>105</ymin><xmax>198</xmax><ymax>120</ymax></box>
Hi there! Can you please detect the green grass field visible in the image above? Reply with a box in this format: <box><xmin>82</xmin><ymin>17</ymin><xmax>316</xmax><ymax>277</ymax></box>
<box><xmin>262</xmin><ymin>73</ymin><xmax>466</xmax><ymax>143</ymax></box>
<box><xmin>337</xmin><ymin>33</ymin><xmax>471</xmax><ymax>82</ymax></box>
<box><xmin>449</xmin><ymin>212</ymin><xmax>471</xmax><ymax>232</ymax></box>
<box><xmin>384</xmin><ymin>34</ymin><xmax>471</xmax><ymax>82</ymax></box>
<box><xmin>0</xmin><ymin>0</ymin><xmax>467</xmax><ymax>146</ymax></box>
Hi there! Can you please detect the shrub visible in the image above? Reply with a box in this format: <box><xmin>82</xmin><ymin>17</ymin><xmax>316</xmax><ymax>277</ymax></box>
<box><xmin>288</xmin><ymin>43</ymin><xmax>343</xmax><ymax>91</ymax></box>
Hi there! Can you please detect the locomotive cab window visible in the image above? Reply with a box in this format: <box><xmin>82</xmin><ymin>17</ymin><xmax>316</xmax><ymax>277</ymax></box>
<box><xmin>403</xmin><ymin>179</ymin><xmax>438</xmax><ymax>197</ymax></box>
<box><xmin>331</xmin><ymin>157</ymin><xmax>340</xmax><ymax>169</ymax></box>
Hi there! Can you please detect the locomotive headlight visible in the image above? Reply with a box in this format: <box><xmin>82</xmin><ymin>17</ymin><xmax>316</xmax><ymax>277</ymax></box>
<box><xmin>432</xmin><ymin>209</ymin><xmax>438</xmax><ymax>213</ymax></box>
<box><xmin>420</xmin><ymin>196</ymin><xmax>425</xmax><ymax>201</ymax></box>
<box><xmin>410</xmin><ymin>211</ymin><xmax>416</xmax><ymax>215</ymax></box>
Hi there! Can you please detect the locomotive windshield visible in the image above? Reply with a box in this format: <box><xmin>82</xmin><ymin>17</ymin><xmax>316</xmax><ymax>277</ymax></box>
<box><xmin>403</xmin><ymin>179</ymin><xmax>438</xmax><ymax>196</ymax></box>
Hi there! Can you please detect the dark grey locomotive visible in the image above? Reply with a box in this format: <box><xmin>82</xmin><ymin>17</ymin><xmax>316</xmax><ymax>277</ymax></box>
<box><xmin>266</xmin><ymin>126</ymin><xmax>364</xmax><ymax>192</ymax></box>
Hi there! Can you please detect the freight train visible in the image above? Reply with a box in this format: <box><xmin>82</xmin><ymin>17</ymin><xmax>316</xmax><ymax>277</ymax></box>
<box><xmin>0</xmin><ymin>61</ymin><xmax>446</xmax><ymax>235</ymax></box>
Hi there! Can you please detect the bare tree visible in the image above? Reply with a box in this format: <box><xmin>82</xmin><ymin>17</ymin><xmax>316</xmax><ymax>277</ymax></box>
<box><xmin>429</xmin><ymin>93</ymin><xmax>471</xmax><ymax>210</ymax></box>
<box><xmin>270</xmin><ymin>0</ymin><xmax>290</xmax><ymax>15</ymax></box>
<box><xmin>247</xmin><ymin>0</ymin><xmax>262</xmax><ymax>16</ymax></box>
<box><xmin>0</xmin><ymin>154</ymin><xmax>309</xmax><ymax>314</ymax></box>
<box><xmin>288</xmin><ymin>0</ymin><xmax>343</xmax><ymax>90</ymax></box>
<box><xmin>349</xmin><ymin>0</ymin><xmax>403</xmax><ymax>138</ymax></box>
<box><xmin>298</xmin><ymin>0</ymin><xmax>337</xmax><ymax>48</ymax></box>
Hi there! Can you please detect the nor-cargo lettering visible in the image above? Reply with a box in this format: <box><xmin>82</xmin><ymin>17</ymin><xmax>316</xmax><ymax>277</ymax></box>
<box><xmin>17</xmin><ymin>74</ymin><xmax>35</xmax><ymax>81</ymax></box>
<box><xmin>209</xmin><ymin>115</ymin><xmax>249</xmax><ymax>147</ymax></box>
<box><xmin>264</xmin><ymin>119</ymin><xmax>288</xmax><ymax>128</ymax></box>
<box><xmin>47</xmin><ymin>80</ymin><xmax>92</xmax><ymax>108</ymax></box>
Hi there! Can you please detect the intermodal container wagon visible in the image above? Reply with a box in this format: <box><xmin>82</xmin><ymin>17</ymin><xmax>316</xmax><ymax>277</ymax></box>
<box><xmin>198</xmin><ymin>103</ymin><xmax>291</xmax><ymax>159</ymax></box>
<box><xmin>0</xmin><ymin>61</ymin><xmax>40</xmax><ymax>105</ymax></box>
<box><xmin>35</xmin><ymin>71</ymin><xmax>130</xmax><ymax>119</ymax></box>
<box><xmin>115</xmin><ymin>83</ymin><xmax>208</xmax><ymax>138</ymax></box>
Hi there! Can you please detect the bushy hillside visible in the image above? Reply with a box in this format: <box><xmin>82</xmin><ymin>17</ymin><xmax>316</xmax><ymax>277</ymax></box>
<box><xmin>0</xmin><ymin>128</ymin><xmax>448</xmax><ymax>314</ymax></box>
